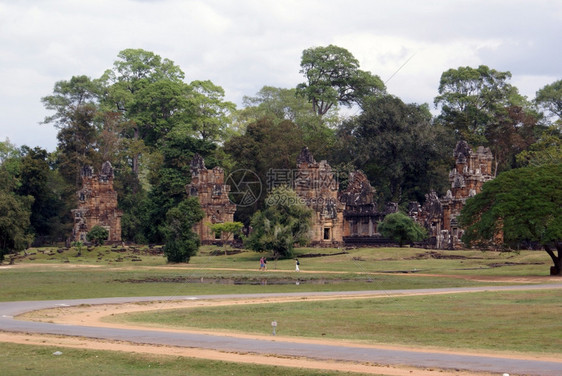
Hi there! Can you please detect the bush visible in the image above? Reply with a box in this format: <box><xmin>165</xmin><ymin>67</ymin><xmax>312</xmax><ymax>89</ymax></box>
<box><xmin>378</xmin><ymin>212</ymin><xmax>427</xmax><ymax>247</ymax></box>
<box><xmin>86</xmin><ymin>225</ymin><xmax>109</xmax><ymax>246</ymax></box>
<box><xmin>163</xmin><ymin>198</ymin><xmax>204</xmax><ymax>263</ymax></box>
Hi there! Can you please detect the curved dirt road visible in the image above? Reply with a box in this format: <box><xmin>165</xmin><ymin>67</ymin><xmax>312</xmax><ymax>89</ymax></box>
<box><xmin>2</xmin><ymin>284</ymin><xmax>562</xmax><ymax>376</ymax></box>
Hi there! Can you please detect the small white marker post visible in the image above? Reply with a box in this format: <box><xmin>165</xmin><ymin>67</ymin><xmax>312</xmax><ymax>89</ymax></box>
<box><xmin>271</xmin><ymin>320</ymin><xmax>277</xmax><ymax>336</ymax></box>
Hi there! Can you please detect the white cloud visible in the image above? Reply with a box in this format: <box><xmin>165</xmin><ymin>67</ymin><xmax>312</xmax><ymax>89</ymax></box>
<box><xmin>0</xmin><ymin>0</ymin><xmax>561</xmax><ymax>151</ymax></box>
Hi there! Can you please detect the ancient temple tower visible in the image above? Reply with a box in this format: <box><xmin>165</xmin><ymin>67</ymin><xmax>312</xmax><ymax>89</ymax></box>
<box><xmin>409</xmin><ymin>141</ymin><xmax>494</xmax><ymax>249</ymax></box>
<box><xmin>340</xmin><ymin>170</ymin><xmax>397</xmax><ymax>241</ymax></box>
<box><xmin>408</xmin><ymin>192</ymin><xmax>444</xmax><ymax>248</ymax></box>
<box><xmin>186</xmin><ymin>154</ymin><xmax>236</xmax><ymax>244</ymax></box>
<box><xmin>72</xmin><ymin>161</ymin><xmax>123</xmax><ymax>243</ymax></box>
<box><xmin>441</xmin><ymin>141</ymin><xmax>494</xmax><ymax>247</ymax></box>
<box><xmin>294</xmin><ymin>147</ymin><xmax>344</xmax><ymax>245</ymax></box>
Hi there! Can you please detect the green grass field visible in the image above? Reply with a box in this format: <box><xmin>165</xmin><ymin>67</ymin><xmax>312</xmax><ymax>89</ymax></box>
<box><xmin>0</xmin><ymin>244</ymin><xmax>560</xmax><ymax>374</ymax></box>
<box><xmin>0</xmin><ymin>342</ymin><xmax>378</xmax><ymax>376</ymax></box>
<box><xmin>107</xmin><ymin>289</ymin><xmax>562</xmax><ymax>354</ymax></box>
<box><xmin>0</xmin><ymin>245</ymin><xmax>554</xmax><ymax>302</ymax></box>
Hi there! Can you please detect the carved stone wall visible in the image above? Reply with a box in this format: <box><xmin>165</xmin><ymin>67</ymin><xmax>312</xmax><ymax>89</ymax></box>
<box><xmin>72</xmin><ymin>161</ymin><xmax>123</xmax><ymax>244</ymax></box>
<box><xmin>186</xmin><ymin>154</ymin><xmax>236</xmax><ymax>244</ymax></box>
<box><xmin>291</xmin><ymin>148</ymin><xmax>401</xmax><ymax>246</ymax></box>
<box><xmin>441</xmin><ymin>141</ymin><xmax>494</xmax><ymax>248</ymax></box>
<box><xmin>341</xmin><ymin>170</ymin><xmax>397</xmax><ymax>239</ymax></box>
<box><xmin>294</xmin><ymin>147</ymin><xmax>344</xmax><ymax>245</ymax></box>
<box><xmin>410</xmin><ymin>141</ymin><xmax>494</xmax><ymax>249</ymax></box>
<box><xmin>409</xmin><ymin>192</ymin><xmax>443</xmax><ymax>248</ymax></box>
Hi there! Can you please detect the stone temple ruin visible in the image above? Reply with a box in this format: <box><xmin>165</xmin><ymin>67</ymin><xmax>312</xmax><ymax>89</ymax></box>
<box><xmin>72</xmin><ymin>161</ymin><xmax>123</xmax><ymax>244</ymax></box>
<box><xmin>188</xmin><ymin>148</ymin><xmax>397</xmax><ymax>246</ymax></box>
<box><xmin>70</xmin><ymin>141</ymin><xmax>492</xmax><ymax>248</ymax></box>
<box><xmin>340</xmin><ymin>170</ymin><xmax>399</xmax><ymax>245</ymax></box>
<box><xmin>409</xmin><ymin>141</ymin><xmax>494</xmax><ymax>249</ymax></box>
<box><xmin>185</xmin><ymin>141</ymin><xmax>494</xmax><ymax>248</ymax></box>
<box><xmin>293</xmin><ymin>147</ymin><xmax>398</xmax><ymax>245</ymax></box>
<box><xmin>186</xmin><ymin>154</ymin><xmax>236</xmax><ymax>244</ymax></box>
<box><xmin>293</xmin><ymin>147</ymin><xmax>344</xmax><ymax>244</ymax></box>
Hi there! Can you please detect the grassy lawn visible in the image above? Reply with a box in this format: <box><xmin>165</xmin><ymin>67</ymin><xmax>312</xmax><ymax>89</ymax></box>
<box><xmin>0</xmin><ymin>246</ymin><xmax>556</xmax><ymax>302</ymax></box>
<box><xmin>108</xmin><ymin>289</ymin><xmax>562</xmax><ymax>354</ymax></box>
<box><xmin>0</xmin><ymin>264</ymin><xmax>495</xmax><ymax>302</ymax></box>
<box><xmin>0</xmin><ymin>342</ymin><xmax>377</xmax><ymax>376</ymax></box>
<box><xmin>8</xmin><ymin>244</ymin><xmax>554</xmax><ymax>276</ymax></box>
<box><xmin>1</xmin><ymin>245</ymin><xmax>560</xmax><ymax>374</ymax></box>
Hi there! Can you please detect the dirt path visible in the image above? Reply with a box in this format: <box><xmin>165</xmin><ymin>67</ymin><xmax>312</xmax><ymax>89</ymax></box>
<box><xmin>3</xmin><ymin>263</ymin><xmax>561</xmax><ymax>375</ymax></box>
<box><xmin>0</xmin><ymin>331</ymin><xmax>499</xmax><ymax>376</ymax></box>
<box><xmin>12</xmin><ymin>291</ymin><xmax>561</xmax><ymax>376</ymax></box>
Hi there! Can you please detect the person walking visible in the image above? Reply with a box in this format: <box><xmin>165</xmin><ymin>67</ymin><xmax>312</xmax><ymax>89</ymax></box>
<box><xmin>295</xmin><ymin>258</ymin><xmax>300</xmax><ymax>272</ymax></box>
<box><xmin>259</xmin><ymin>257</ymin><xmax>265</xmax><ymax>271</ymax></box>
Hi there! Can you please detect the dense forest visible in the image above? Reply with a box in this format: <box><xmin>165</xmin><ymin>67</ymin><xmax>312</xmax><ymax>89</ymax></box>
<box><xmin>1</xmin><ymin>45</ymin><xmax>561</xmax><ymax>256</ymax></box>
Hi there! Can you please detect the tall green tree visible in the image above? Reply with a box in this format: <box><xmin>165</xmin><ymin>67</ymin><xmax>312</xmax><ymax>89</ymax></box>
<box><xmin>163</xmin><ymin>198</ymin><xmax>204</xmax><ymax>263</ymax></box>
<box><xmin>296</xmin><ymin>45</ymin><xmax>385</xmax><ymax>116</ymax></box>
<box><xmin>535</xmin><ymin>79</ymin><xmax>562</xmax><ymax>123</ymax></box>
<box><xmin>17</xmin><ymin>147</ymin><xmax>68</xmax><ymax>240</ymax></box>
<box><xmin>223</xmin><ymin>117</ymin><xmax>306</xmax><ymax>224</ymax></box>
<box><xmin>188</xmin><ymin>80</ymin><xmax>236</xmax><ymax>143</ymax></box>
<box><xmin>141</xmin><ymin>126</ymin><xmax>216</xmax><ymax>243</ymax></box>
<box><xmin>0</xmin><ymin>191</ymin><xmax>33</xmax><ymax>261</ymax></box>
<box><xmin>41</xmin><ymin>75</ymin><xmax>101</xmax><ymax>128</ymax></box>
<box><xmin>516</xmin><ymin>125</ymin><xmax>562</xmax><ymax>167</ymax></box>
<box><xmin>434</xmin><ymin>65</ymin><xmax>525</xmax><ymax>145</ymax></box>
<box><xmin>129</xmin><ymin>79</ymin><xmax>192</xmax><ymax>147</ymax></box>
<box><xmin>459</xmin><ymin>164</ymin><xmax>562</xmax><ymax>275</ymax></box>
<box><xmin>336</xmin><ymin>95</ymin><xmax>454</xmax><ymax>204</ymax></box>
<box><xmin>245</xmin><ymin>186</ymin><xmax>312</xmax><ymax>259</ymax></box>
<box><xmin>484</xmin><ymin>105</ymin><xmax>540</xmax><ymax>173</ymax></box>
<box><xmin>240</xmin><ymin>86</ymin><xmax>338</xmax><ymax>160</ymax></box>
<box><xmin>0</xmin><ymin>139</ymin><xmax>22</xmax><ymax>189</ymax></box>
<box><xmin>0</xmin><ymin>144</ymin><xmax>31</xmax><ymax>259</ymax></box>
<box><xmin>42</xmin><ymin>76</ymin><xmax>101</xmax><ymax>187</ymax></box>
<box><xmin>100</xmin><ymin>48</ymin><xmax>186</xmax><ymax>176</ymax></box>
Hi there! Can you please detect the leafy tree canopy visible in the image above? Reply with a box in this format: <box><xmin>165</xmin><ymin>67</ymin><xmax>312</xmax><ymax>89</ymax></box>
<box><xmin>484</xmin><ymin>105</ymin><xmax>540</xmax><ymax>173</ymax></box>
<box><xmin>336</xmin><ymin>95</ymin><xmax>454</xmax><ymax>204</ymax></box>
<box><xmin>296</xmin><ymin>45</ymin><xmax>385</xmax><ymax>116</ymax></box>
<box><xmin>535</xmin><ymin>79</ymin><xmax>562</xmax><ymax>122</ymax></box>
<box><xmin>0</xmin><ymin>139</ymin><xmax>23</xmax><ymax>191</ymax></box>
<box><xmin>459</xmin><ymin>164</ymin><xmax>562</xmax><ymax>275</ymax></box>
<box><xmin>17</xmin><ymin>147</ymin><xmax>68</xmax><ymax>238</ymax></box>
<box><xmin>223</xmin><ymin>117</ymin><xmax>307</xmax><ymax>223</ymax></box>
<box><xmin>378</xmin><ymin>212</ymin><xmax>427</xmax><ymax>247</ymax></box>
<box><xmin>516</xmin><ymin>125</ymin><xmax>562</xmax><ymax>167</ymax></box>
<box><xmin>245</xmin><ymin>186</ymin><xmax>312</xmax><ymax>259</ymax></box>
<box><xmin>41</xmin><ymin>75</ymin><xmax>101</xmax><ymax>129</ymax></box>
<box><xmin>0</xmin><ymin>191</ymin><xmax>34</xmax><ymax>261</ymax></box>
<box><xmin>434</xmin><ymin>65</ymin><xmax>526</xmax><ymax>144</ymax></box>
<box><xmin>209</xmin><ymin>221</ymin><xmax>244</xmax><ymax>241</ymax></box>
<box><xmin>240</xmin><ymin>86</ymin><xmax>338</xmax><ymax>160</ymax></box>
<box><xmin>209</xmin><ymin>221</ymin><xmax>244</xmax><ymax>255</ymax></box>
<box><xmin>163</xmin><ymin>198</ymin><xmax>204</xmax><ymax>263</ymax></box>
<box><xmin>188</xmin><ymin>80</ymin><xmax>236</xmax><ymax>143</ymax></box>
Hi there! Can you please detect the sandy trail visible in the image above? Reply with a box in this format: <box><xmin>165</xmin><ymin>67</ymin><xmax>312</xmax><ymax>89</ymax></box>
<box><xmin>3</xmin><ymin>263</ymin><xmax>560</xmax><ymax>375</ymax></box>
<box><xmin>0</xmin><ymin>331</ymin><xmax>498</xmax><ymax>376</ymax></box>
<box><xmin>11</xmin><ymin>291</ymin><xmax>560</xmax><ymax>376</ymax></box>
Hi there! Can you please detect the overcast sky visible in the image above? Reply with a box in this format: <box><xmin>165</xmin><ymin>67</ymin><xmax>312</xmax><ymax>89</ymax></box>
<box><xmin>1</xmin><ymin>0</ymin><xmax>561</xmax><ymax>152</ymax></box>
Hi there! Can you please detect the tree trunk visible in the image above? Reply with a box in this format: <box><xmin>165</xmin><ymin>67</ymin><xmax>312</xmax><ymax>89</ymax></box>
<box><xmin>544</xmin><ymin>244</ymin><xmax>561</xmax><ymax>276</ymax></box>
